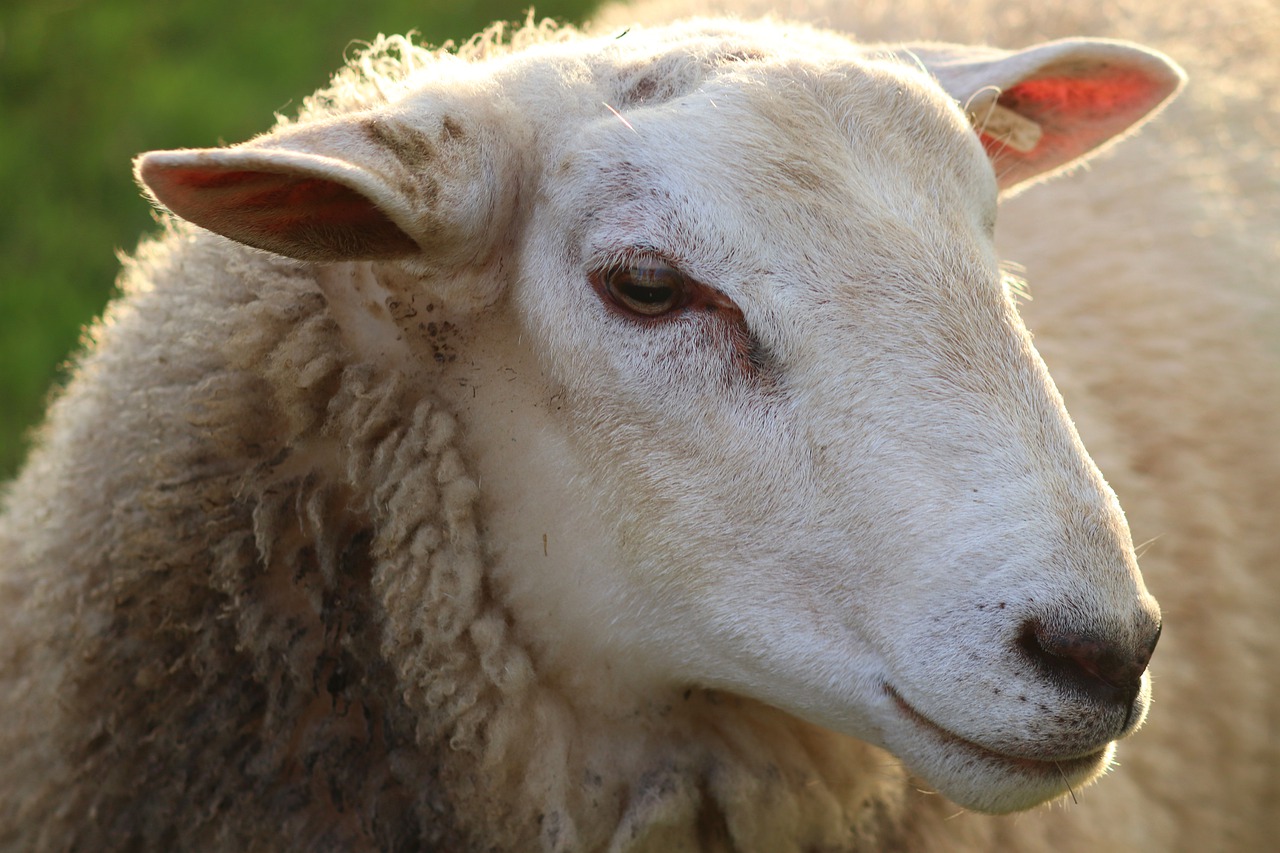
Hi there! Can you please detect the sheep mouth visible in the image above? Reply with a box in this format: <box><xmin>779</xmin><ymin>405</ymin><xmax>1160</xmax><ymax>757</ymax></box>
<box><xmin>883</xmin><ymin>683</ymin><xmax>1109</xmax><ymax>777</ymax></box>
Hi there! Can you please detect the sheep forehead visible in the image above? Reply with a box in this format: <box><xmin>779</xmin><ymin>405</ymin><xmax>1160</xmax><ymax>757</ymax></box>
<box><xmin>545</xmin><ymin>57</ymin><xmax>997</xmax><ymax>317</ymax></box>
<box><xmin>482</xmin><ymin>19</ymin><xmax>983</xmax><ymax>161</ymax></box>
<box><xmin>557</xmin><ymin>30</ymin><xmax>986</xmax><ymax>222</ymax></box>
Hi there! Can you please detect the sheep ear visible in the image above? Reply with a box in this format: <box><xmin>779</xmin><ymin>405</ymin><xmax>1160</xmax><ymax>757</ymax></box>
<box><xmin>136</xmin><ymin>111</ymin><xmax>513</xmax><ymax>266</ymax></box>
<box><xmin>911</xmin><ymin>39</ymin><xmax>1186</xmax><ymax>192</ymax></box>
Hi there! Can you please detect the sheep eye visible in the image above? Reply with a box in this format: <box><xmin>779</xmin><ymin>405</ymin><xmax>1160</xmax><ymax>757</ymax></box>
<box><xmin>601</xmin><ymin>257</ymin><xmax>686</xmax><ymax>317</ymax></box>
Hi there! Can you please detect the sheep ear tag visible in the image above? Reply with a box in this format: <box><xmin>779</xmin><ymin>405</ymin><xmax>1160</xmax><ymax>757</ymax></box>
<box><xmin>912</xmin><ymin>39</ymin><xmax>1186</xmax><ymax>192</ymax></box>
<box><xmin>136</xmin><ymin>147</ymin><xmax>421</xmax><ymax>262</ymax></box>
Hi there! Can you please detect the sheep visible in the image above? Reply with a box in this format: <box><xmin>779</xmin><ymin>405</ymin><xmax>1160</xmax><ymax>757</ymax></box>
<box><xmin>1</xmin><ymin>0</ymin><xmax>1276</xmax><ymax>848</ymax></box>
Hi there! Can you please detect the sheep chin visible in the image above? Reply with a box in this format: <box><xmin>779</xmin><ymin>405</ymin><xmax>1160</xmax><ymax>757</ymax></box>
<box><xmin>879</xmin><ymin>683</ymin><xmax>1115</xmax><ymax>814</ymax></box>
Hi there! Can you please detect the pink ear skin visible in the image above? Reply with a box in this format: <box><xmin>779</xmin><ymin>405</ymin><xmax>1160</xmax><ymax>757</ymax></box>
<box><xmin>914</xmin><ymin>39</ymin><xmax>1186</xmax><ymax>191</ymax></box>
<box><xmin>979</xmin><ymin>64</ymin><xmax>1183</xmax><ymax>189</ymax></box>
<box><xmin>137</xmin><ymin>154</ymin><xmax>420</xmax><ymax>262</ymax></box>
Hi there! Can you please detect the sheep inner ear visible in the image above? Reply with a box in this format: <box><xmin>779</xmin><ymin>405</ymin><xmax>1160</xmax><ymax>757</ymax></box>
<box><xmin>142</xmin><ymin>162</ymin><xmax>420</xmax><ymax>262</ymax></box>
<box><xmin>977</xmin><ymin>69</ymin><xmax>1166</xmax><ymax>160</ymax></box>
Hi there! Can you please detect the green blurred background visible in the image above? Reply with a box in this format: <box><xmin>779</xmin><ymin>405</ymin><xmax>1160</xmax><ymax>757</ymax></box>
<box><xmin>0</xmin><ymin>0</ymin><xmax>602</xmax><ymax>480</ymax></box>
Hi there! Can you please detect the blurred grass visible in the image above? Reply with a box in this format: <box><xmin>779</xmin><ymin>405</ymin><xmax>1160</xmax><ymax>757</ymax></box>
<box><xmin>0</xmin><ymin>0</ymin><xmax>602</xmax><ymax>480</ymax></box>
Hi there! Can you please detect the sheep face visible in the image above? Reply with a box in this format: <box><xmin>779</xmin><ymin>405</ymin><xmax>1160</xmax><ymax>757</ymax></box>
<box><xmin>507</xmin><ymin>50</ymin><xmax>1165</xmax><ymax>815</ymax></box>
<box><xmin>136</xmin><ymin>21</ymin><xmax>1182</xmax><ymax>814</ymax></box>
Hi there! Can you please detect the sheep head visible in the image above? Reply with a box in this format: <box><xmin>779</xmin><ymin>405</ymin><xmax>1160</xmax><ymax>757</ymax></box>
<box><xmin>136</xmin><ymin>20</ymin><xmax>1182</xmax><ymax>815</ymax></box>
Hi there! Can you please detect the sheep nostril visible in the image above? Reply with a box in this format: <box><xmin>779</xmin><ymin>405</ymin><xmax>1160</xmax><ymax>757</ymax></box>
<box><xmin>1016</xmin><ymin>619</ymin><xmax>1157</xmax><ymax>707</ymax></box>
